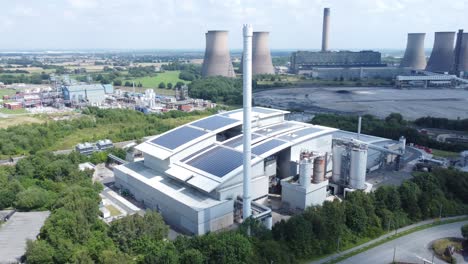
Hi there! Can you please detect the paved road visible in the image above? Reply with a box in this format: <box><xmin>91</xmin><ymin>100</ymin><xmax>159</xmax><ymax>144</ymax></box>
<box><xmin>339</xmin><ymin>220</ymin><xmax>468</xmax><ymax>264</ymax></box>
<box><xmin>310</xmin><ymin>215</ymin><xmax>468</xmax><ymax>264</ymax></box>
<box><xmin>0</xmin><ymin>211</ymin><xmax>50</xmax><ymax>263</ymax></box>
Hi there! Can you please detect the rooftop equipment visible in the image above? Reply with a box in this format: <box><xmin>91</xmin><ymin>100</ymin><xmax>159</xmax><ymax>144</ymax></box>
<box><xmin>400</xmin><ymin>33</ymin><xmax>427</xmax><ymax>70</ymax></box>
<box><xmin>202</xmin><ymin>30</ymin><xmax>236</xmax><ymax>78</ymax></box>
<box><xmin>426</xmin><ymin>32</ymin><xmax>456</xmax><ymax>72</ymax></box>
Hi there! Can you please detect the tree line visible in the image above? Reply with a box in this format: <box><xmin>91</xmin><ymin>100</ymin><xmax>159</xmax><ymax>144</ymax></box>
<box><xmin>311</xmin><ymin>113</ymin><xmax>468</xmax><ymax>152</ymax></box>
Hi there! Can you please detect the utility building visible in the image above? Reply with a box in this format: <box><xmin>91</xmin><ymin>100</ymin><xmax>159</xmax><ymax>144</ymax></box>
<box><xmin>62</xmin><ymin>84</ymin><xmax>113</xmax><ymax>106</ymax></box>
<box><xmin>114</xmin><ymin>107</ymin><xmax>404</xmax><ymax>235</ymax></box>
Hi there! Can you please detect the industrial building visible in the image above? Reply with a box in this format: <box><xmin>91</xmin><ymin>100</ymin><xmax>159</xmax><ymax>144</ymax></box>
<box><xmin>114</xmin><ymin>107</ymin><xmax>405</xmax><ymax>235</ymax></box>
<box><xmin>290</xmin><ymin>8</ymin><xmax>385</xmax><ymax>74</ymax></box>
<box><xmin>400</xmin><ymin>33</ymin><xmax>427</xmax><ymax>70</ymax></box>
<box><xmin>201</xmin><ymin>30</ymin><xmax>236</xmax><ymax>78</ymax></box>
<box><xmin>62</xmin><ymin>84</ymin><xmax>113</xmax><ymax>106</ymax></box>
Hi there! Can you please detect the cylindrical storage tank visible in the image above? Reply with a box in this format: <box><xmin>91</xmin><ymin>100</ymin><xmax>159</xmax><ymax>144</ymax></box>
<box><xmin>202</xmin><ymin>30</ymin><xmax>236</xmax><ymax>78</ymax></box>
<box><xmin>400</xmin><ymin>33</ymin><xmax>427</xmax><ymax>70</ymax></box>
<box><xmin>349</xmin><ymin>147</ymin><xmax>367</xmax><ymax>190</ymax></box>
<box><xmin>426</xmin><ymin>32</ymin><xmax>456</xmax><ymax>73</ymax></box>
<box><xmin>332</xmin><ymin>145</ymin><xmax>344</xmax><ymax>183</ymax></box>
<box><xmin>459</xmin><ymin>33</ymin><xmax>468</xmax><ymax>72</ymax></box>
<box><xmin>299</xmin><ymin>158</ymin><xmax>313</xmax><ymax>188</ymax></box>
<box><xmin>312</xmin><ymin>156</ymin><xmax>325</xmax><ymax>183</ymax></box>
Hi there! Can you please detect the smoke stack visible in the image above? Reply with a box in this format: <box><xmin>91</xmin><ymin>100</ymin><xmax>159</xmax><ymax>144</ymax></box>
<box><xmin>242</xmin><ymin>24</ymin><xmax>253</xmax><ymax>221</ymax></box>
<box><xmin>202</xmin><ymin>30</ymin><xmax>236</xmax><ymax>78</ymax></box>
<box><xmin>426</xmin><ymin>32</ymin><xmax>455</xmax><ymax>72</ymax></box>
<box><xmin>400</xmin><ymin>33</ymin><xmax>427</xmax><ymax>70</ymax></box>
<box><xmin>321</xmin><ymin>8</ymin><xmax>330</xmax><ymax>52</ymax></box>
<box><xmin>459</xmin><ymin>33</ymin><xmax>468</xmax><ymax>72</ymax></box>
<box><xmin>252</xmin><ymin>32</ymin><xmax>275</xmax><ymax>75</ymax></box>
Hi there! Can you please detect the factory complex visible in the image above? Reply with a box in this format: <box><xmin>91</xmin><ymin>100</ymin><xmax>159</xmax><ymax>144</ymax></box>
<box><xmin>114</xmin><ymin>107</ymin><xmax>405</xmax><ymax>235</ymax></box>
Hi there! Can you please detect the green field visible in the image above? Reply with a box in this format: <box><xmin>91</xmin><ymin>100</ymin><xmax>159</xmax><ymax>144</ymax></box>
<box><xmin>432</xmin><ymin>149</ymin><xmax>459</xmax><ymax>158</ymax></box>
<box><xmin>0</xmin><ymin>88</ymin><xmax>16</xmax><ymax>98</ymax></box>
<box><xmin>123</xmin><ymin>71</ymin><xmax>188</xmax><ymax>88</ymax></box>
<box><xmin>0</xmin><ymin>108</ymin><xmax>28</xmax><ymax>115</ymax></box>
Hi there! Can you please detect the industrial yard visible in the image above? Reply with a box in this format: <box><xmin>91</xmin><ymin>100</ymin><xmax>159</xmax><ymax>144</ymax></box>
<box><xmin>254</xmin><ymin>86</ymin><xmax>468</xmax><ymax>120</ymax></box>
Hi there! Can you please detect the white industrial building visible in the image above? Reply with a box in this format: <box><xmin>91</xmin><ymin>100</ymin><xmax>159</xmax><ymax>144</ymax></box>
<box><xmin>114</xmin><ymin>107</ymin><xmax>404</xmax><ymax>235</ymax></box>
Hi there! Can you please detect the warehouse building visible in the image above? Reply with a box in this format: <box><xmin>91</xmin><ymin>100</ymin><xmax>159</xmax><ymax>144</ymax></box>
<box><xmin>62</xmin><ymin>84</ymin><xmax>113</xmax><ymax>106</ymax></box>
<box><xmin>114</xmin><ymin>107</ymin><xmax>404</xmax><ymax>235</ymax></box>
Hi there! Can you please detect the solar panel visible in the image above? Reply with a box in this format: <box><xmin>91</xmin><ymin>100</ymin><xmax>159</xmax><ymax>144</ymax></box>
<box><xmin>191</xmin><ymin>115</ymin><xmax>239</xmax><ymax>131</ymax></box>
<box><xmin>150</xmin><ymin>126</ymin><xmax>208</xmax><ymax>150</ymax></box>
<box><xmin>256</xmin><ymin>123</ymin><xmax>301</xmax><ymax>136</ymax></box>
<box><xmin>252</xmin><ymin>139</ymin><xmax>288</xmax><ymax>156</ymax></box>
<box><xmin>180</xmin><ymin>144</ymin><xmax>215</xmax><ymax>162</ymax></box>
<box><xmin>223</xmin><ymin>133</ymin><xmax>262</xmax><ymax>148</ymax></box>
<box><xmin>187</xmin><ymin>146</ymin><xmax>248</xmax><ymax>177</ymax></box>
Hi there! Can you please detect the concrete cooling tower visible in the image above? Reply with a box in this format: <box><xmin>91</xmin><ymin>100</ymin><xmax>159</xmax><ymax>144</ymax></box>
<box><xmin>460</xmin><ymin>33</ymin><xmax>468</xmax><ymax>72</ymax></box>
<box><xmin>400</xmin><ymin>33</ymin><xmax>426</xmax><ymax>70</ymax></box>
<box><xmin>426</xmin><ymin>32</ymin><xmax>455</xmax><ymax>72</ymax></box>
<box><xmin>252</xmin><ymin>32</ymin><xmax>275</xmax><ymax>75</ymax></box>
<box><xmin>202</xmin><ymin>30</ymin><xmax>236</xmax><ymax>78</ymax></box>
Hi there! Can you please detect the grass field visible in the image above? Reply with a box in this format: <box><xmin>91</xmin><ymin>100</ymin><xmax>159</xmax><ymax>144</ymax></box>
<box><xmin>0</xmin><ymin>108</ymin><xmax>28</xmax><ymax>115</ymax></box>
<box><xmin>0</xmin><ymin>89</ymin><xmax>16</xmax><ymax>97</ymax></box>
<box><xmin>122</xmin><ymin>71</ymin><xmax>188</xmax><ymax>88</ymax></box>
<box><xmin>105</xmin><ymin>204</ymin><xmax>122</xmax><ymax>217</ymax></box>
<box><xmin>432</xmin><ymin>238</ymin><xmax>463</xmax><ymax>262</ymax></box>
<box><xmin>432</xmin><ymin>149</ymin><xmax>460</xmax><ymax>158</ymax></box>
<box><xmin>0</xmin><ymin>115</ymin><xmax>43</xmax><ymax>129</ymax></box>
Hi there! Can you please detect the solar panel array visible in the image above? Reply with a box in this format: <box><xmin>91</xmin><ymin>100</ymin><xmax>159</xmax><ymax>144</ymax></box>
<box><xmin>180</xmin><ymin>144</ymin><xmax>215</xmax><ymax>162</ymax></box>
<box><xmin>252</xmin><ymin>139</ymin><xmax>288</xmax><ymax>156</ymax></box>
<box><xmin>191</xmin><ymin>115</ymin><xmax>239</xmax><ymax>131</ymax></box>
<box><xmin>223</xmin><ymin>133</ymin><xmax>262</xmax><ymax>148</ymax></box>
<box><xmin>150</xmin><ymin>126</ymin><xmax>208</xmax><ymax>150</ymax></box>
<box><xmin>187</xmin><ymin>146</ymin><xmax>247</xmax><ymax>177</ymax></box>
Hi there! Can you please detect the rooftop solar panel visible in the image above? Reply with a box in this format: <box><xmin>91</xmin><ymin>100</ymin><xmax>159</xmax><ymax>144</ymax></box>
<box><xmin>180</xmin><ymin>144</ymin><xmax>216</xmax><ymax>162</ymax></box>
<box><xmin>150</xmin><ymin>126</ymin><xmax>208</xmax><ymax>150</ymax></box>
<box><xmin>223</xmin><ymin>133</ymin><xmax>262</xmax><ymax>148</ymax></box>
<box><xmin>191</xmin><ymin>115</ymin><xmax>239</xmax><ymax>131</ymax></box>
<box><xmin>187</xmin><ymin>146</ymin><xmax>248</xmax><ymax>177</ymax></box>
<box><xmin>256</xmin><ymin>123</ymin><xmax>301</xmax><ymax>136</ymax></box>
<box><xmin>252</xmin><ymin>139</ymin><xmax>288</xmax><ymax>156</ymax></box>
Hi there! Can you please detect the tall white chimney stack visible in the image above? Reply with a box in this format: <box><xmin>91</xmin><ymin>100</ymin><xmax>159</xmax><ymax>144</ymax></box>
<box><xmin>242</xmin><ymin>24</ymin><xmax>253</xmax><ymax>220</ymax></box>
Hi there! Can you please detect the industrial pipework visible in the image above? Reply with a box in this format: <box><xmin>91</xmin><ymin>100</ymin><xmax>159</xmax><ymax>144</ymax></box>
<box><xmin>321</xmin><ymin>8</ymin><xmax>330</xmax><ymax>52</ymax></box>
<box><xmin>242</xmin><ymin>24</ymin><xmax>253</xmax><ymax>220</ymax></box>
<box><xmin>400</xmin><ymin>33</ymin><xmax>427</xmax><ymax>70</ymax></box>
<box><xmin>426</xmin><ymin>32</ymin><xmax>456</xmax><ymax>73</ymax></box>
<box><xmin>201</xmin><ymin>30</ymin><xmax>236</xmax><ymax>78</ymax></box>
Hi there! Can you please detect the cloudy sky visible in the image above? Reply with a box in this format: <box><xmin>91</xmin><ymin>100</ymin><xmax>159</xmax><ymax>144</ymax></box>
<box><xmin>0</xmin><ymin>0</ymin><xmax>466</xmax><ymax>50</ymax></box>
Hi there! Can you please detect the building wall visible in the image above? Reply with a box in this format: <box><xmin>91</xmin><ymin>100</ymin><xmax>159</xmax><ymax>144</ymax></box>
<box><xmin>144</xmin><ymin>153</ymin><xmax>170</xmax><ymax>171</ymax></box>
<box><xmin>290</xmin><ymin>135</ymin><xmax>333</xmax><ymax>162</ymax></box>
<box><xmin>299</xmin><ymin>67</ymin><xmax>411</xmax><ymax>80</ymax></box>
<box><xmin>281</xmin><ymin>178</ymin><xmax>328</xmax><ymax>210</ymax></box>
<box><xmin>114</xmin><ymin>167</ymin><xmax>233</xmax><ymax>235</ymax></box>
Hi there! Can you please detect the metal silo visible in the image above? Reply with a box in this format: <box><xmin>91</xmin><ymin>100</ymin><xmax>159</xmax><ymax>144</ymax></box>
<box><xmin>202</xmin><ymin>30</ymin><xmax>236</xmax><ymax>78</ymax></box>
<box><xmin>400</xmin><ymin>33</ymin><xmax>427</xmax><ymax>70</ymax></box>
<box><xmin>332</xmin><ymin>145</ymin><xmax>345</xmax><ymax>183</ymax></box>
<box><xmin>349</xmin><ymin>147</ymin><xmax>367</xmax><ymax>190</ymax></box>
<box><xmin>312</xmin><ymin>155</ymin><xmax>325</xmax><ymax>183</ymax></box>
<box><xmin>426</xmin><ymin>32</ymin><xmax>456</xmax><ymax>72</ymax></box>
<box><xmin>299</xmin><ymin>158</ymin><xmax>313</xmax><ymax>188</ymax></box>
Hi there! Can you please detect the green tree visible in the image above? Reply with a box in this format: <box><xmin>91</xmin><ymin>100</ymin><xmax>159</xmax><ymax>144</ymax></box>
<box><xmin>15</xmin><ymin>187</ymin><xmax>52</xmax><ymax>210</ymax></box>
<box><xmin>167</xmin><ymin>82</ymin><xmax>173</xmax><ymax>89</ymax></box>
<box><xmin>158</xmin><ymin>82</ymin><xmax>166</xmax><ymax>88</ymax></box>
<box><xmin>180</xmin><ymin>249</ymin><xmax>205</xmax><ymax>264</ymax></box>
<box><xmin>462</xmin><ymin>224</ymin><xmax>468</xmax><ymax>240</ymax></box>
<box><xmin>25</xmin><ymin>240</ymin><xmax>55</xmax><ymax>264</ymax></box>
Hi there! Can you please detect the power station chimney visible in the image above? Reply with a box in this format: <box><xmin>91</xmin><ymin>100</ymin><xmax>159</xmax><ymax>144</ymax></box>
<box><xmin>459</xmin><ymin>33</ymin><xmax>468</xmax><ymax>73</ymax></box>
<box><xmin>453</xmin><ymin>29</ymin><xmax>464</xmax><ymax>75</ymax></box>
<box><xmin>321</xmin><ymin>8</ymin><xmax>330</xmax><ymax>52</ymax></box>
<box><xmin>426</xmin><ymin>31</ymin><xmax>456</xmax><ymax>73</ymax></box>
<box><xmin>252</xmin><ymin>32</ymin><xmax>275</xmax><ymax>75</ymax></box>
<box><xmin>202</xmin><ymin>30</ymin><xmax>236</xmax><ymax>78</ymax></box>
<box><xmin>242</xmin><ymin>24</ymin><xmax>253</xmax><ymax>221</ymax></box>
<box><xmin>400</xmin><ymin>33</ymin><xmax>427</xmax><ymax>70</ymax></box>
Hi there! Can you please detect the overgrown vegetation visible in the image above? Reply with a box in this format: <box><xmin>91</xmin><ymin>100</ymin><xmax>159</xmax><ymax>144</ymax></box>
<box><xmin>415</xmin><ymin>116</ymin><xmax>468</xmax><ymax>132</ymax></box>
<box><xmin>312</xmin><ymin>113</ymin><xmax>468</xmax><ymax>152</ymax></box>
<box><xmin>0</xmin><ymin>107</ymin><xmax>212</xmax><ymax>157</ymax></box>
<box><xmin>189</xmin><ymin>76</ymin><xmax>243</xmax><ymax>105</ymax></box>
